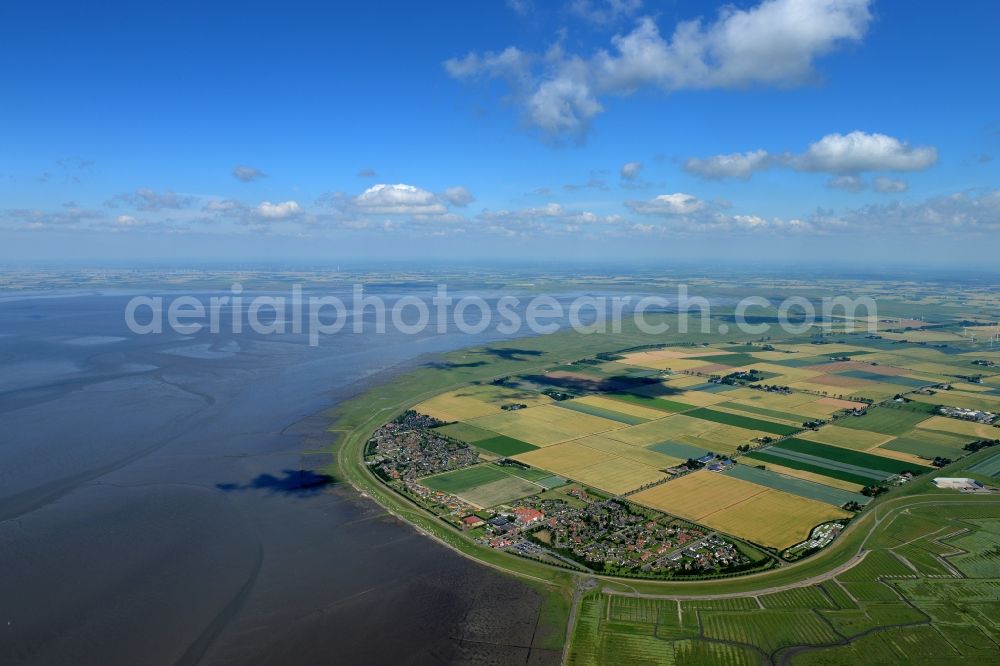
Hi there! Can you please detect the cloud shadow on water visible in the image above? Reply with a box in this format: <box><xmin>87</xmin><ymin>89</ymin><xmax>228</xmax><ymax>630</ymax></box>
<box><xmin>216</xmin><ymin>469</ymin><xmax>334</xmax><ymax>496</ymax></box>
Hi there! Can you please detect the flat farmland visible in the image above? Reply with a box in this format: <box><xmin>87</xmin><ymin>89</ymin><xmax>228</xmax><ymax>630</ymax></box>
<box><xmin>420</xmin><ymin>464</ymin><xmax>510</xmax><ymax>493</ymax></box>
<box><xmin>572</xmin><ymin>434</ymin><xmax>684</xmax><ymax>468</ymax></box>
<box><xmin>631</xmin><ymin>470</ymin><xmax>849</xmax><ymax>549</ymax></box>
<box><xmin>798</xmin><ymin>425</ymin><xmax>895</xmax><ymax>451</ymax></box>
<box><xmin>468</xmin><ymin>403</ymin><xmax>627</xmax><ymax>446</ymax></box>
<box><xmin>512</xmin><ymin>440</ymin><xmax>617</xmax><ymax>474</ymax></box>
<box><xmin>773</xmin><ymin>438</ymin><xmax>931</xmax><ymax>474</ymax></box>
<box><xmin>724</xmin><ymin>463</ymin><xmax>869</xmax><ymax>507</ymax></box>
<box><xmin>881</xmin><ymin>428</ymin><xmax>970</xmax><ymax>459</ymax></box>
<box><xmin>744</xmin><ymin>449</ymin><xmax>887</xmax><ymax>486</ymax></box>
<box><xmin>911</xmin><ymin>389</ymin><xmax>1000</xmax><ymax>412</ymax></box>
<box><xmin>570</xmin><ymin>457</ymin><xmax>667</xmax><ymax>495</ymax></box>
<box><xmin>703</xmin><ymin>490</ymin><xmax>851</xmax><ymax>549</ymax></box>
<box><xmin>630</xmin><ymin>471</ymin><xmax>766</xmax><ymax>521</ymax></box>
<box><xmin>458</xmin><ymin>476</ymin><xmax>542</xmax><ymax>507</ymax></box>
<box><xmin>917</xmin><ymin>416</ymin><xmax>1000</xmax><ymax>439</ymax></box>
<box><xmin>749</xmin><ymin>460</ymin><xmax>866</xmax><ymax>492</ymax></box>
<box><xmin>473</xmin><ymin>434</ymin><xmax>539</xmax><ymax>456</ymax></box>
<box><xmin>683</xmin><ymin>407</ymin><xmax>803</xmax><ymax>436</ymax></box>
<box><xmin>836</xmin><ymin>408</ymin><xmax>931</xmax><ymax>435</ymax></box>
<box><xmin>602</xmin><ymin>414</ymin><xmax>716</xmax><ymax>445</ymax></box>
<box><xmin>571</xmin><ymin>394</ymin><xmax>669</xmax><ymax>420</ymax></box>
<box><xmin>553</xmin><ymin>399</ymin><xmax>649</xmax><ymax>425</ymax></box>
<box><xmin>414</xmin><ymin>384</ymin><xmax>552</xmax><ymax>421</ymax></box>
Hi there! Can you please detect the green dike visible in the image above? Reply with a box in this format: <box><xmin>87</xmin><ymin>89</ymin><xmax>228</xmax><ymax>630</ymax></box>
<box><xmin>326</xmin><ymin>322</ymin><xmax>1000</xmax><ymax>601</ymax></box>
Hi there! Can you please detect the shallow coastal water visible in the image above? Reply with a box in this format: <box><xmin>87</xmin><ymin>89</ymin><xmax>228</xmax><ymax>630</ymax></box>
<box><xmin>0</xmin><ymin>289</ymin><xmax>566</xmax><ymax>665</ymax></box>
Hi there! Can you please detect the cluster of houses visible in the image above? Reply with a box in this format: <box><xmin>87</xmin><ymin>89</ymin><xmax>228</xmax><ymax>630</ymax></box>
<box><xmin>366</xmin><ymin>412</ymin><xmax>480</xmax><ymax>483</ymax></box>
<box><xmin>938</xmin><ymin>406</ymin><xmax>997</xmax><ymax>424</ymax></box>
<box><xmin>470</xmin><ymin>489</ymin><xmax>751</xmax><ymax>575</ymax></box>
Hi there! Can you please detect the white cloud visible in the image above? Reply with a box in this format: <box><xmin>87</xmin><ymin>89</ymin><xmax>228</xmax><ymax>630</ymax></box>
<box><xmin>352</xmin><ymin>184</ymin><xmax>448</xmax><ymax>215</ymax></box>
<box><xmin>625</xmin><ymin>192</ymin><xmax>705</xmax><ymax>215</ymax></box>
<box><xmin>232</xmin><ymin>165</ymin><xmax>266</xmax><ymax>182</ymax></box>
<box><xmin>685</xmin><ymin>132</ymin><xmax>938</xmax><ymax>182</ymax></box>
<box><xmin>447</xmin><ymin>0</ymin><xmax>872</xmax><ymax>137</ymax></box>
<box><xmin>827</xmin><ymin>174</ymin><xmax>866</xmax><ymax>192</ymax></box>
<box><xmin>683</xmin><ymin>150</ymin><xmax>772</xmax><ymax>179</ymax></box>
<box><xmin>114</xmin><ymin>214</ymin><xmax>145</xmax><ymax>227</ymax></box>
<box><xmin>441</xmin><ymin>186</ymin><xmax>475</xmax><ymax>207</ymax></box>
<box><xmin>108</xmin><ymin>187</ymin><xmax>194</xmax><ymax>211</ymax></box>
<box><xmin>873</xmin><ymin>176</ymin><xmax>909</xmax><ymax>193</ymax></box>
<box><xmin>570</xmin><ymin>0</ymin><xmax>643</xmax><ymax>24</ymax></box>
<box><xmin>796</xmin><ymin>131</ymin><xmax>938</xmax><ymax>173</ymax></box>
<box><xmin>620</xmin><ymin>161</ymin><xmax>643</xmax><ymax>180</ymax></box>
<box><xmin>255</xmin><ymin>200</ymin><xmax>302</xmax><ymax>219</ymax></box>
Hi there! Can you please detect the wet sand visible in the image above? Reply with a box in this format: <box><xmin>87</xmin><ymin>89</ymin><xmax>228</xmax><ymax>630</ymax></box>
<box><xmin>0</xmin><ymin>290</ymin><xmax>562</xmax><ymax>665</ymax></box>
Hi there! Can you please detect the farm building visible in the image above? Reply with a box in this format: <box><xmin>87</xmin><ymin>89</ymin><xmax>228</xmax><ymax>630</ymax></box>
<box><xmin>932</xmin><ymin>477</ymin><xmax>984</xmax><ymax>490</ymax></box>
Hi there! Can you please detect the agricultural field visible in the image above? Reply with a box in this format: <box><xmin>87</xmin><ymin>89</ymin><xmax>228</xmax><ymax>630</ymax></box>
<box><xmin>413</xmin><ymin>383</ymin><xmax>552</xmax><ymax>421</ymax></box>
<box><xmin>567</xmin><ymin>498</ymin><xmax>1000</xmax><ymax>665</ymax></box>
<box><xmin>394</xmin><ymin>331</ymin><xmax>1000</xmax><ymax>577</ymax></box>
<box><xmin>630</xmin><ymin>470</ymin><xmax>849</xmax><ymax>549</ymax></box>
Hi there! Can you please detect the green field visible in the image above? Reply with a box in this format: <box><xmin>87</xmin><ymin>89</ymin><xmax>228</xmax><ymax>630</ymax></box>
<box><xmin>460</xmin><ymin>475</ymin><xmax>541</xmax><ymax>507</ymax></box>
<box><xmin>418</xmin><ymin>464</ymin><xmax>511</xmax><ymax>493</ymax></box>
<box><xmin>648</xmin><ymin>440</ymin><xmax>715</xmax><ymax>460</ymax></box>
<box><xmin>836</xmin><ymin>407</ymin><xmax>930</xmax><ymax>435</ymax></box>
<box><xmin>684</xmin><ymin>407</ymin><xmax>803</xmax><ymax>435</ymax></box>
<box><xmin>432</xmin><ymin>421</ymin><xmax>497</xmax><ymax>443</ymax></box>
<box><xmin>474</xmin><ymin>435</ymin><xmax>539</xmax><ymax>456</ymax></box>
<box><xmin>775</xmin><ymin>437</ymin><xmax>932</xmax><ymax>474</ymax></box>
<box><xmin>553</xmin><ymin>399</ymin><xmax>649</xmax><ymax>425</ymax></box>
<box><xmin>604</xmin><ymin>392</ymin><xmax>694</xmax><ymax>413</ymax></box>
<box><xmin>718</xmin><ymin>401</ymin><xmax>809</xmax><ymax>424</ymax></box>
<box><xmin>744</xmin><ymin>450</ymin><xmax>880</xmax><ymax>486</ymax></box>
<box><xmin>328</xmin><ymin>311</ymin><xmax>1000</xmax><ymax>665</ymax></box>
<box><xmin>724</xmin><ymin>463</ymin><xmax>869</xmax><ymax>507</ymax></box>
<box><xmin>881</xmin><ymin>428</ymin><xmax>970</xmax><ymax>459</ymax></box>
<box><xmin>967</xmin><ymin>450</ymin><xmax>1000</xmax><ymax>477</ymax></box>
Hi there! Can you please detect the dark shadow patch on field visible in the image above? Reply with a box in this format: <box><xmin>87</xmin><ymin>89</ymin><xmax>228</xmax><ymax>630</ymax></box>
<box><xmin>520</xmin><ymin>373</ymin><xmax>681</xmax><ymax>395</ymax></box>
<box><xmin>476</xmin><ymin>347</ymin><xmax>545</xmax><ymax>361</ymax></box>
<box><xmin>426</xmin><ymin>360</ymin><xmax>489</xmax><ymax>369</ymax></box>
<box><xmin>216</xmin><ymin>469</ymin><xmax>334</xmax><ymax>495</ymax></box>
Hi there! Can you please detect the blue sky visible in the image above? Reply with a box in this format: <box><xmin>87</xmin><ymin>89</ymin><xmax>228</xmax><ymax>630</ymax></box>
<box><xmin>1</xmin><ymin>0</ymin><xmax>998</xmax><ymax>266</ymax></box>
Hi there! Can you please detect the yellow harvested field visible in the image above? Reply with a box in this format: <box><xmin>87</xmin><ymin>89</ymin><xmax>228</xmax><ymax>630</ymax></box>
<box><xmin>468</xmin><ymin>404</ymin><xmax>625</xmax><ymax>446</ymax></box>
<box><xmin>798</xmin><ymin>425</ymin><xmax>894</xmax><ymax>451</ymax></box>
<box><xmin>603</xmin><ymin>415</ymin><xmax>715</xmax><ymax>445</ymax></box>
<box><xmin>918</xmin><ymin>416</ymin><xmax>1000</xmax><ymax>439</ymax></box>
<box><xmin>571</xmin><ymin>458</ymin><xmax>668</xmax><ymax>495</ymax></box>
<box><xmin>512</xmin><ymin>441</ymin><xmax>616</xmax><ymax>472</ymax></box>
<box><xmin>951</xmin><ymin>382</ymin><xmax>999</xmax><ymax>393</ymax></box>
<box><xmin>631</xmin><ymin>471</ymin><xmax>849</xmax><ymax>549</ymax></box>
<box><xmin>816</xmin><ymin>396</ymin><xmax>869</xmax><ymax>410</ymax></box>
<box><xmin>619</xmin><ymin>355</ymin><xmax>714</xmax><ymax>371</ymax></box>
<box><xmin>870</xmin><ymin>446</ymin><xmax>932</xmax><ymax>466</ymax></box>
<box><xmin>671</xmin><ymin>390</ymin><xmax>729</xmax><ymax>407</ymax></box>
<box><xmin>881</xmin><ymin>330</ymin><xmax>965</xmax><ymax>342</ymax></box>
<box><xmin>631</xmin><ymin>471</ymin><xmax>765</xmax><ymax>521</ymax></box>
<box><xmin>414</xmin><ymin>384</ymin><xmax>551</xmax><ymax>421</ymax></box>
<box><xmin>663</xmin><ymin>374</ymin><xmax>711</xmax><ymax>388</ymax></box>
<box><xmin>574</xmin><ymin>395</ymin><xmax>669</xmax><ymax>420</ymax></box>
<box><xmin>572</xmin><ymin>434</ymin><xmax>684</xmax><ymax>468</ymax></box>
<box><xmin>711</xmin><ymin>404</ymin><xmax>799</xmax><ymax>426</ymax></box>
<box><xmin>703</xmin><ymin>492</ymin><xmax>850</xmax><ymax>550</ymax></box>
<box><xmin>757</xmin><ymin>462</ymin><xmax>865</xmax><ymax>492</ymax></box>
<box><xmin>621</xmin><ymin>348</ymin><xmax>731</xmax><ymax>360</ymax></box>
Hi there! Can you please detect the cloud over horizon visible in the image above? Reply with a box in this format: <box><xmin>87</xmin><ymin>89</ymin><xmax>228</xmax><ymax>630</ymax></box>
<box><xmin>446</xmin><ymin>0</ymin><xmax>873</xmax><ymax>138</ymax></box>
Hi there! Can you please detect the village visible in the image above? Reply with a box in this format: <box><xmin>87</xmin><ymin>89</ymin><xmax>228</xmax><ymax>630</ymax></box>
<box><xmin>468</xmin><ymin>488</ymin><xmax>758</xmax><ymax>576</ymax></box>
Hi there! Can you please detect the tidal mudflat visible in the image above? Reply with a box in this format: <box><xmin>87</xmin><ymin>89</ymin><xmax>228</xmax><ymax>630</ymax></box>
<box><xmin>0</xmin><ymin>289</ymin><xmax>563</xmax><ymax>665</ymax></box>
